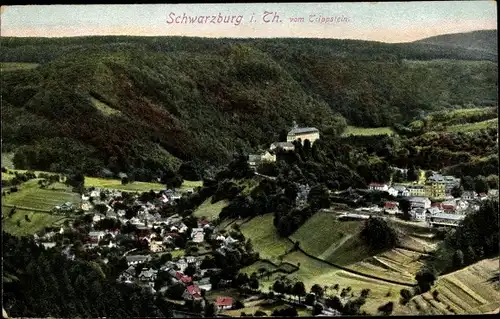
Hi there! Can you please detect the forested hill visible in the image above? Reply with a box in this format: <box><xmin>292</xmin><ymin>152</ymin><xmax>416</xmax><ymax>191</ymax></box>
<box><xmin>1</xmin><ymin>33</ymin><xmax>497</xmax><ymax>178</ymax></box>
<box><xmin>413</xmin><ymin>30</ymin><xmax>497</xmax><ymax>54</ymax></box>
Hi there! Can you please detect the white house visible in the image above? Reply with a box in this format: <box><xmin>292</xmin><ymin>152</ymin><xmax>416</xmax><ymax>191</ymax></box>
<box><xmin>269</xmin><ymin>142</ymin><xmax>295</xmax><ymax>152</ymax></box>
<box><xmin>368</xmin><ymin>183</ymin><xmax>389</xmax><ymax>192</ymax></box>
<box><xmin>387</xmin><ymin>187</ymin><xmax>398</xmax><ymax>197</ymax></box>
<box><xmin>125</xmin><ymin>255</ymin><xmax>150</xmax><ymax>266</ymax></box>
<box><xmin>92</xmin><ymin>213</ymin><xmax>105</xmax><ymax>223</ymax></box>
<box><xmin>408</xmin><ymin>197</ymin><xmax>431</xmax><ymax>209</ymax></box>
<box><xmin>287</xmin><ymin>122</ymin><xmax>320</xmax><ymax>144</ymax></box>
<box><xmin>411</xmin><ymin>208</ymin><xmax>427</xmax><ymax>222</ymax></box>
<box><xmin>393</xmin><ymin>185</ymin><xmax>410</xmax><ymax>197</ymax></box>
<box><xmin>461</xmin><ymin>191</ymin><xmax>478</xmax><ymax>201</ymax></box>
<box><xmin>191</xmin><ymin>228</ymin><xmax>205</xmax><ymax>243</ymax></box>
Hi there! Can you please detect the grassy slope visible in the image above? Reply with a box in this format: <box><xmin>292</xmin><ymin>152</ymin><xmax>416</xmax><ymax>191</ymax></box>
<box><xmin>343</xmin><ymin>126</ymin><xmax>393</xmax><ymax>137</ymax></box>
<box><xmin>0</xmin><ymin>62</ymin><xmax>39</xmax><ymax>71</ymax></box>
<box><xmin>445</xmin><ymin>118</ymin><xmax>497</xmax><ymax>133</ymax></box>
<box><xmin>193</xmin><ymin>197</ymin><xmax>229</xmax><ymax>221</ymax></box>
<box><xmin>395</xmin><ymin>257</ymin><xmax>500</xmax><ymax>315</ymax></box>
<box><xmin>1</xmin><ymin>178</ymin><xmax>79</xmax><ymax>236</ymax></box>
<box><xmin>240</xmin><ymin>214</ymin><xmax>293</xmax><ymax>263</ymax></box>
<box><xmin>290</xmin><ymin>211</ymin><xmax>364</xmax><ymax>259</ymax></box>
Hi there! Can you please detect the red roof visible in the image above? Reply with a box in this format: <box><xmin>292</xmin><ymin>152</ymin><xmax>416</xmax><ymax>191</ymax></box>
<box><xmin>216</xmin><ymin>297</ymin><xmax>233</xmax><ymax>307</ymax></box>
<box><xmin>186</xmin><ymin>284</ymin><xmax>201</xmax><ymax>295</ymax></box>
<box><xmin>166</xmin><ymin>232</ymin><xmax>180</xmax><ymax>237</ymax></box>
<box><xmin>369</xmin><ymin>183</ymin><xmax>386</xmax><ymax>187</ymax></box>
<box><xmin>181</xmin><ymin>276</ymin><xmax>192</xmax><ymax>284</ymax></box>
<box><xmin>384</xmin><ymin>201</ymin><xmax>398</xmax><ymax>209</ymax></box>
<box><xmin>442</xmin><ymin>204</ymin><xmax>455</xmax><ymax>211</ymax></box>
<box><xmin>175</xmin><ymin>272</ymin><xmax>183</xmax><ymax>280</ymax></box>
<box><xmin>431</xmin><ymin>203</ymin><xmax>442</xmax><ymax>208</ymax></box>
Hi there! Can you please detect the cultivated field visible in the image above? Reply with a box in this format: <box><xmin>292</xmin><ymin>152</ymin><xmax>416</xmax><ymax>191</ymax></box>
<box><xmin>2</xmin><ymin>178</ymin><xmax>80</xmax><ymax>236</ymax></box>
<box><xmin>3</xmin><ymin>179</ymin><xmax>80</xmax><ymax>212</ymax></box>
<box><xmin>238</xmin><ymin>214</ymin><xmax>411</xmax><ymax>314</ymax></box>
<box><xmin>343</xmin><ymin>126</ymin><xmax>394</xmax><ymax>137</ymax></box>
<box><xmin>396</xmin><ymin>257</ymin><xmax>500</xmax><ymax>315</ymax></box>
<box><xmin>193</xmin><ymin>197</ymin><xmax>228</xmax><ymax>221</ymax></box>
<box><xmin>0</xmin><ymin>62</ymin><xmax>39</xmax><ymax>71</ymax></box>
<box><xmin>84</xmin><ymin>176</ymin><xmax>202</xmax><ymax>192</ymax></box>
<box><xmin>445</xmin><ymin>118</ymin><xmax>498</xmax><ymax>133</ymax></box>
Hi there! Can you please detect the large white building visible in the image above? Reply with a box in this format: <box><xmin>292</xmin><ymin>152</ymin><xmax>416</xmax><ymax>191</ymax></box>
<box><xmin>287</xmin><ymin>122</ymin><xmax>320</xmax><ymax>144</ymax></box>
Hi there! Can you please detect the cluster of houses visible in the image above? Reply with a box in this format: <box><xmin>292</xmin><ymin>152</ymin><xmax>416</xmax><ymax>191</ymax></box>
<box><xmin>368</xmin><ymin>173</ymin><xmax>497</xmax><ymax>227</ymax></box>
<box><xmin>248</xmin><ymin>121</ymin><xmax>320</xmax><ymax>170</ymax></box>
<box><xmin>369</xmin><ymin>173</ymin><xmax>462</xmax><ymax>199</ymax></box>
<box><xmin>32</xmin><ymin>183</ymin><xmax>244</xmax><ymax>311</ymax></box>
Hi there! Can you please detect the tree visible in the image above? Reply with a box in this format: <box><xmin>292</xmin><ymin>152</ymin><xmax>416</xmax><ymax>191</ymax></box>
<box><xmin>121</xmin><ymin>177</ymin><xmax>129</xmax><ymax>185</ymax></box>
<box><xmin>415</xmin><ymin>266</ymin><xmax>437</xmax><ymax>293</ymax></box>
<box><xmin>461</xmin><ymin>175</ymin><xmax>475</xmax><ymax>191</ymax></box>
<box><xmin>166</xmin><ymin>283</ymin><xmax>186</xmax><ymax>300</ymax></box>
<box><xmin>325</xmin><ymin>296</ymin><xmax>343</xmax><ymax>311</ymax></box>
<box><xmin>473</xmin><ymin>175</ymin><xmax>489</xmax><ymax>194</ymax></box>
<box><xmin>249</xmin><ymin>277</ymin><xmax>259</xmax><ymax>290</ymax></box>
<box><xmin>452</xmin><ymin>249</ymin><xmax>464</xmax><ymax>268</ymax></box>
<box><xmin>432</xmin><ymin>290</ymin><xmax>439</xmax><ymax>300</ymax></box>
<box><xmin>292</xmin><ymin>281</ymin><xmax>306</xmax><ymax>303</ymax></box>
<box><xmin>307</xmin><ymin>184</ymin><xmax>331</xmax><ymax>211</ymax></box>
<box><xmin>378</xmin><ymin>301</ymin><xmax>394</xmax><ymax>315</ymax></box>
<box><xmin>254</xmin><ymin>310</ymin><xmax>267</xmax><ymax>316</ymax></box>
<box><xmin>273</xmin><ymin>280</ymin><xmax>285</xmax><ymax>296</ymax></box>
<box><xmin>184</xmin><ymin>264</ymin><xmax>196</xmax><ymax>277</ymax></box>
<box><xmin>360</xmin><ymin>217</ymin><xmax>398</xmax><ymax>250</ymax></box>
<box><xmin>234</xmin><ymin>300</ymin><xmax>244</xmax><ymax>310</ymax></box>
<box><xmin>400</xmin><ymin>200</ymin><xmax>412</xmax><ymax>221</ymax></box>
<box><xmin>305</xmin><ymin>293</ymin><xmax>315</xmax><ymax>306</ymax></box>
<box><xmin>312</xmin><ymin>303</ymin><xmax>323</xmax><ymax>316</ymax></box>
<box><xmin>399</xmin><ymin>289</ymin><xmax>412</xmax><ymax>305</ymax></box>
<box><xmin>360</xmin><ymin>288</ymin><xmax>371</xmax><ymax>298</ymax></box>
<box><xmin>311</xmin><ymin>284</ymin><xmax>324</xmax><ymax>298</ymax></box>
<box><xmin>407</xmin><ymin>166</ymin><xmax>419</xmax><ymax>182</ymax></box>
<box><xmin>451</xmin><ymin>185</ymin><xmax>464</xmax><ymax>198</ymax></box>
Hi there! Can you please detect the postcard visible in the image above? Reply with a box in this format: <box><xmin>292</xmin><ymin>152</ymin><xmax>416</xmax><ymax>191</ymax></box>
<box><xmin>1</xmin><ymin>2</ymin><xmax>498</xmax><ymax>318</ymax></box>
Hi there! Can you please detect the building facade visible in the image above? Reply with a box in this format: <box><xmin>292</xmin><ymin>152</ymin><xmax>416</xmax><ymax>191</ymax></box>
<box><xmin>286</xmin><ymin>122</ymin><xmax>320</xmax><ymax>144</ymax></box>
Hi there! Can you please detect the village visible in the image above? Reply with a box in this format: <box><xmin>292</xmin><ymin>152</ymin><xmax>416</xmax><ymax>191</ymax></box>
<box><xmin>23</xmin><ymin>121</ymin><xmax>497</xmax><ymax>317</ymax></box>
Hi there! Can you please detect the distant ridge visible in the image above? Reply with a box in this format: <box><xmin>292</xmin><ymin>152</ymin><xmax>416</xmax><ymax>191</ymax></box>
<box><xmin>413</xmin><ymin>30</ymin><xmax>497</xmax><ymax>55</ymax></box>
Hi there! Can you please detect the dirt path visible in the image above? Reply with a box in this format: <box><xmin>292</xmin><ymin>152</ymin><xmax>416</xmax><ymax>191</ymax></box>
<box><xmin>318</xmin><ymin>234</ymin><xmax>353</xmax><ymax>260</ymax></box>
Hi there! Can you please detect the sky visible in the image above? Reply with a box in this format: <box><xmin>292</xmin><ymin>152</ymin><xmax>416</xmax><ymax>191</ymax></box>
<box><xmin>0</xmin><ymin>2</ymin><xmax>497</xmax><ymax>43</ymax></box>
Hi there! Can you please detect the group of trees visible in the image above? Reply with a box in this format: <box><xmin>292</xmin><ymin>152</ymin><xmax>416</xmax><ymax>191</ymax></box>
<box><xmin>2</xmin><ymin>232</ymin><xmax>170</xmax><ymax>318</ymax></box>
<box><xmin>430</xmin><ymin>199</ymin><xmax>499</xmax><ymax>274</ymax></box>
<box><xmin>359</xmin><ymin>217</ymin><xmax>399</xmax><ymax>251</ymax></box>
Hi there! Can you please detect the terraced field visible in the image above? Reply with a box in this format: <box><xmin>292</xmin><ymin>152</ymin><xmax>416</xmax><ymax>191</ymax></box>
<box><xmin>445</xmin><ymin>118</ymin><xmax>498</xmax><ymax>133</ymax></box>
<box><xmin>396</xmin><ymin>257</ymin><xmax>500</xmax><ymax>315</ymax></box>
<box><xmin>3</xmin><ymin>179</ymin><xmax>80</xmax><ymax>212</ymax></box>
<box><xmin>347</xmin><ymin>248</ymin><xmax>424</xmax><ymax>285</ymax></box>
<box><xmin>193</xmin><ymin>197</ymin><xmax>228</xmax><ymax>220</ymax></box>
<box><xmin>239</xmin><ymin>214</ymin><xmax>411</xmax><ymax>314</ymax></box>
